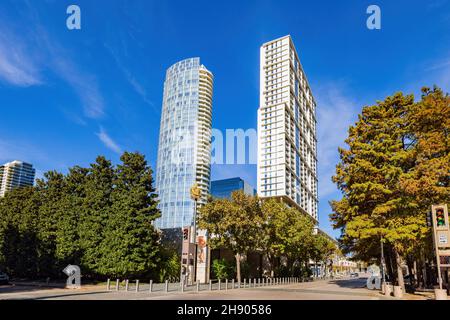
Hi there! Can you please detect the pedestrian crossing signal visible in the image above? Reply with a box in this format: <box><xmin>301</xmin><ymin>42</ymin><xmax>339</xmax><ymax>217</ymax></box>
<box><xmin>427</xmin><ymin>211</ymin><xmax>432</xmax><ymax>227</ymax></box>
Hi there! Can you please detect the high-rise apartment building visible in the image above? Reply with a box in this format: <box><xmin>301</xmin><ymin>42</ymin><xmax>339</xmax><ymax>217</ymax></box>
<box><xmin>0</xmin><ymin>160</ymin><xmax>36</xmax><ymax>197</ymax></box>
<box><xmin>257</xmin><ymin>35</ymin><xmax>318</xmax><ymax>222</ymax></box>
<box><xmin>155</xmin><ymin>58</ymin><xmax>213</xmax><ymax>230</ymax></box>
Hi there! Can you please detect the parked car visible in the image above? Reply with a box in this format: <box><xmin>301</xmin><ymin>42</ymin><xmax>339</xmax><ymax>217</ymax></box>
<box><xmin>350</xmin><ymin>272</ymin><xmax>359</xmax><ymax>278</ymax></box>
<box><xmin>0</xmin><ymin>271</ymin><xmax>9</xmax><ymax>285</ymax></box>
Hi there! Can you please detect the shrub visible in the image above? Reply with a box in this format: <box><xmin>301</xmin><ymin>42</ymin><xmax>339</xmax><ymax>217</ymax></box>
<box><xmin>212</xmin><ymin>258</ymin><xmax>235</xmax><ymax>280</ymax></box>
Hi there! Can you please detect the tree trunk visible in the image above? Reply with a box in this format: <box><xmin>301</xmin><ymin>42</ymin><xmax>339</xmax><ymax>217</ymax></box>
<box><xmin>406</xmin><ymin>259</ymin><xmax>413</xmax><ymax>287</ymax></box>
<box><xmin>235</xmin><ymin>253</ymin><xmax>241</xmax><ymax>283</ymax></box>
<box><xmin>422</xmin><ymin>260</ymin><xmax>428</xmax><ymax>288</ymax></box>
<box><xmin>267</xmin><ymin>254</ymin><xmax>274</xmax><ymax>278</ymax></box>
<box><xmin>315</xmin><ymin>260</ymin><xmax>318</xmax><ymax>278</ymax></box>
<box><xmin>416</xmin><ymin>258</ymin><xmax>423</xmax><ymax>288</ymax></box>
<box><xmin>271</xmin><ymin>255</ymin><xmax>276</xmax><ymax>277</ymax></box>
<box><xmin>386</xmin><ymin>246</ymin><xmax>394</xmax><ymax>282</ymax></box>
<box><xmin>394</xmin><ymin>247</ymin><xmax>405</xmax><ymax>293</ymax></box>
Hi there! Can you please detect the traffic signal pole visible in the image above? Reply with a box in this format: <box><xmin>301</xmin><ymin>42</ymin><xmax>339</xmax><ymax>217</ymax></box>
<box><xmin>431</xmin><ymin>204</ymin><xmax>450</xmax><ymax>293</ymax></box>
<box><xmin>435</xmin><ymin>238</ymin><xmax>443</xmax><ymax>290</ymax></box>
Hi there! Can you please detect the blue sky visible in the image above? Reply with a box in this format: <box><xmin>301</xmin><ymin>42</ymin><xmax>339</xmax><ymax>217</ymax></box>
<box><xmin>0</xmin><ymin>0</ymin><xmax>449</xmax><ymax>239</ymax></box>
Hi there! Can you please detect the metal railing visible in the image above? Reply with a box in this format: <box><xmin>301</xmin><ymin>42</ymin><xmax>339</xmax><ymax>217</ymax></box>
<box><xmin>106</xmin><ymin>276</ymin><xmax>306</xmax><ymax>293</ymax></box>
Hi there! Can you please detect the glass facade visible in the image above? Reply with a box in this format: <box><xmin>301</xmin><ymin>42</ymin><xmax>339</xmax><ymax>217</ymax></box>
<box><xmin>210</xmin><ymin>177</ymin><xmax>256</xmax><ymax>200</ymax></box>
<box><xmin>155</xmin><ymin>58</ymin><xmax>213</xmax><ymax>229</ymax></box>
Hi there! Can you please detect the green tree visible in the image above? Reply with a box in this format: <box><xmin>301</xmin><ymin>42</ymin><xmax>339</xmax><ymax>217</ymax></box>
<box><xmin>0</xmin><ymin>152</ymin><xmax>164</xmax><ymax>281</ymax></box>
<box><xmin>36</xmin><ymin>171</ymin><xmax>65</xmax><ymax>277</ymax></box>
<box><xmin>97</xmin><ymin>152</ymin><xmax>161</xmax><ymax>278</ymax></box>
<box><xmin>0</xmin><ymin>187</ymin><xmax>40</xmax><ymax>277</ymax></box>
<box><xmin>311</xmin><ymin>234</ymin><xmax>336</xmax><ymax>277</ymax></box>
<box><xmin>260</xmin><ymin>199</ymin><xmax>315</xmax><ymax>276</ymax></box>
<box><xmin>198</xmin><ymin>191</ymin><xmax>263</xmax><ymax>283</ymax></box>
<box><xmin>78</xmin><ymin>156</ymin><xmax>114</xmax><ymax>277</ymax></box>
<box><xmin>157</xmin><ymin>247</ymin><xmax>181</xmax><ymax>282</ymax></box>
<box><xmin>54</xmin><ymin>166</ymin><xmax>88</xmax><ymax>270</ymax></box>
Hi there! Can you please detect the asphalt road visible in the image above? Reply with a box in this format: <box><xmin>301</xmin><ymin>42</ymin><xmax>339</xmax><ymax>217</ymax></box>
<box><xmin>0</xmin><ymin>277</ymin><xmax>403</xmax><ymax>300</ymax></box>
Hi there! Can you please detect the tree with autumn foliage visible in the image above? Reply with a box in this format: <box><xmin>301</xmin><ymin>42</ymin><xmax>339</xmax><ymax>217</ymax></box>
<box><xmin>331</xmin><ymin>86</ymin><xmax>449</xmax><ymax>291</ymax></box>
<box><xmin>260</xmin><ymin>198</ymin><xmax>316</xmax><ymax>277</ymax></box>
<box><xmin>197</xmin><ymin>191</ymin><xmax>263</xmax><ymax>283</ymax></box>
<box><xmin>199</xmin><ymin>192</ymin><xmax>336</xmax><ymax>280</ymax></box>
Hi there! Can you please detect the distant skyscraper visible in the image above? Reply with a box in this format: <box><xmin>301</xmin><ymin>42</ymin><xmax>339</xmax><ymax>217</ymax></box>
<box><xmin>0</xmin><ymin>160</ymin><xmax>36</xmax><ymax>197</ymax></box>
<box><xmin>155</xmin><ymin>58</ymin><xmax>214</xmax><ymax>229</ymax></box>
<box><xmin>211</xmin><ymin>177</ymin><xmax>256</xmax><ymax>199</ymax></box>
<box><xmin>257</xmin><ymin>35</ymin><xmax>318</xmax><ymax>222</ymax></box>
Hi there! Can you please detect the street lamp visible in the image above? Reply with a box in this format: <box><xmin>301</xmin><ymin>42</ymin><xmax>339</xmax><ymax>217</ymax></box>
<box><xmin>190</xmin><ymin>183</ymin><xmax>201</xmax><ymax>243</ymax></box>
<box><xmin>187</xmin><ymin>183</ymin><xmax>201</xmax><ymax>285</ymax></box>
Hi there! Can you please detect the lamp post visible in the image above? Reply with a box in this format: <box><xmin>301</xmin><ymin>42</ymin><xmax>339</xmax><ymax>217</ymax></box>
<box><xmin>189</xmin><ymin>183</ymin><xmax>201</xmax><ymax>284</ymax></box>
<box><xmin>190</xmin><ymin>183</ymin><xmax>201</xmax><ymax>242</ymax></box>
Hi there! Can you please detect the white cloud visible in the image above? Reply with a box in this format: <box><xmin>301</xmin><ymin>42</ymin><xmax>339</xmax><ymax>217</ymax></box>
<box><xmin>96</xmin><ymin>127</ymin><xmax>123</xmax><ymax>154</ymax></box>
<box><xmin>0</xmin><ymin>27</ymin><xmax>43</xmax><ymax>87</ymax></box>
<box><xmin>51</xmin><ymin>58</ymin><xmax>105</xmax><ymax>119</ymax></box>
<box><xmin>405</xmin><ymin>54</ymin><xmax>450</xmax><ymax>95</ymax></box>
<box><xmin>61</xmin><ymin>108</ymin><xmax>88</xmax><ymax>126</ymax></box>
<box><xmin>0</xmin><ymin>13</ymin><xmax>105</xmax><ymax>119</ymax></box>
<box><xmin>104</xmin><ymin>43</ymin><xmax>157</xmax><ymax>112</ymax></box>
<box><xmin>315</xmin><ymin>82</ymin><xmax>359</xmax><ymax>198</ymax></box>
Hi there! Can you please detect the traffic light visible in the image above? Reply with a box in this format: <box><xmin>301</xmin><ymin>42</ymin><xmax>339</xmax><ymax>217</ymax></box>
<box><xmin>183</xmin><ymin>228</ymin><xmax>189</xmax><ymax>241</ymax></box>
<box><xmin>436</xmin><ymin>208</ymin><xmax>446</xmax><ymax>227</ymax></box>
<box><xmin>426</xmin><ymin>211</ymin><xmax>432</xmax><ymax>227</ymax></box>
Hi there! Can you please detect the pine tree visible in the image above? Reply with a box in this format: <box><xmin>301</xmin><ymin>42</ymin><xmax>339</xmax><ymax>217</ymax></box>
<box><xmin>54</xmin><ymin>166</ymin><xmax>88</xmax><ymax>269</ymax></box>
<box><xmin>78</xmin><ymin>157</ymin><xmax>114</xmax><ymax>277</ymax></box>
<box><xmin>36</xmin><ymin>171</ymin><xmax>65</xmax><ymax>277</ymax></box>
<box><xmin>97</xmin><ymin>152</ymin><xmax>161</xmax><ymax>278</ymax></box>
<box><xmin>330</xmin><ymin>88</ymin><xmax>450</xmax><ymax>291</ymax></box>
<box><xmin>0</xmin><ymin>187</ymin><xmax>40</xmax><ymax>277</ymax></box>
<box><xmin>331</xmin><ymin>92</ymin><xmax>425</xmax><ymax>291</ymax></box>
<box><xmin>401</xmin><ymin>86</ymin><xmax>450</xmax><ymax>208</ymax></box>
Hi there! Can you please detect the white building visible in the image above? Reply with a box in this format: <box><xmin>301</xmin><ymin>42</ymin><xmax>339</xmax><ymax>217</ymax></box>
<box><xmin>154</xmin><ymin>57</ymin><xmax>214</xmax><ymax>230</ymax></box>
<box><xmin>257</xmin><ymin>35</ymin><xmax>318</xmax><ymax>222</ymax></box>
<box><xmin>0</xmin><ymin>160</ymin><xmax>36</xmax><ymax>197</ymax></box>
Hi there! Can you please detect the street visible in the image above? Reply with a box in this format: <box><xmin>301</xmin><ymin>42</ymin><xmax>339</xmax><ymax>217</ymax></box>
<box><xmin>0</xmin><ymin>277</ymin><xmax>425</xmax><ymax>300</ymax></box>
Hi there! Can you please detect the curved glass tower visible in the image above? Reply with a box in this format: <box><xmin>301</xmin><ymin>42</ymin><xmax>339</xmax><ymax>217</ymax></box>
<box><xmin>155</xmin><ymin>58</ymin><xmax>213</xmax><ymax>229</ymax></box>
